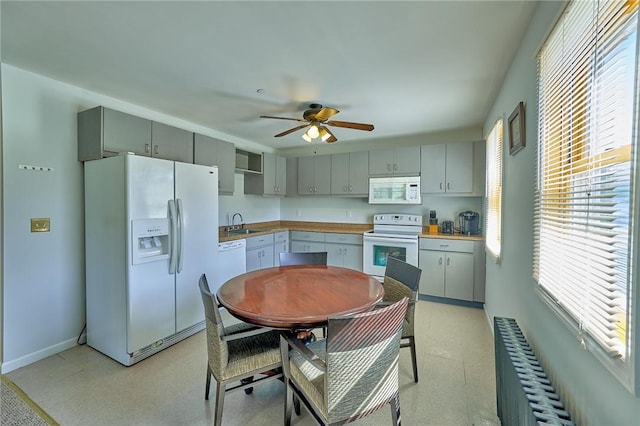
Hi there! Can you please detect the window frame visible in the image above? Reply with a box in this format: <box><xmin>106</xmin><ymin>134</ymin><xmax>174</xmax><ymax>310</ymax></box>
<box><xmin>534</xmin><ymin>0</ymin><xmax>639</xmax><ymax>393</ymax></box>
<box><xmin>485</xmin><ymin>117</ymin><xmax>503</xmax><ymax>261</ymax></box>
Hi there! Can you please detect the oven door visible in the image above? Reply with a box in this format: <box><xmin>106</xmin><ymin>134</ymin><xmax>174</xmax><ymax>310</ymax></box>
<box><xmin>362</xmin><ymin>234</ymin><xmax>419</xmax><ymax>278</ymax></box>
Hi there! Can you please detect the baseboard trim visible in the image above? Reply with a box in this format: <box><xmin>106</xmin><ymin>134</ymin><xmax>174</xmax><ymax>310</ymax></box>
<box><xmin>1</xmin><ymin>337</ymin><xmax>78</xmax><ymax>374</ymax></box>
<box><xmin>418</xmin><ymin>294</ymin><xmax>484</xmax><ymax>309</ymax></box>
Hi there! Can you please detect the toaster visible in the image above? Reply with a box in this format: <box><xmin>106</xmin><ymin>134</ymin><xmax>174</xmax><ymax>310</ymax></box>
<box><xmin>441</xmin><ymin>220</ymin><xmax>454</xmax><ymax>234</ymax></box>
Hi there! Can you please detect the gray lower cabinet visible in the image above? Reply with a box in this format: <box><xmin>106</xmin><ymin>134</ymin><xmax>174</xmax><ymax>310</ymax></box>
<box><xmin>245</xmin><ymin>153</ymin><xmax>286</xmax><ymax>196</ymax></box>
<box><xmin>290</xmin><ymin>231</ymin><xmax>326</xmax><ymax>253</ymax></box>
<box><xmin>151</xmin><ymin>122</ymin><xmax>194</xmax><ymax>163</ymax></box>
<box><xmin>297</xmin><ymin>155</ymin><xmax>331</xmax><ymax>195</ymax></box>
<box><xmin>330</xmin><ymin>152</ymin><xmax>369</xmax><ymax>196</ymax></box>
<box><xmin>194</xmin><ymin>133</ymin><xmax>235</xmax><ymax>194</ymax></box>
<box><xmin>273</xmin><ymin>231</ymin><xmax>289</xmax><ymax>266</ymax></box>
<box><xmin>325</xmin><ymin>233</ymin><xmax>363</xmax><ymax>271</ymax></box>
<box><xmin>78</xmin><ymin>106</ymin><xmax>152</xmax><ymax>161</ymax></box>
<box><xmin>418</xmin><ymin>238</ymin><xmax>485</xmax><ymax>302</ymax></box>
<box><xmin>246</xmin><ymin>234</ymin><xmax>275</xmax><ymax>272</ymax></box>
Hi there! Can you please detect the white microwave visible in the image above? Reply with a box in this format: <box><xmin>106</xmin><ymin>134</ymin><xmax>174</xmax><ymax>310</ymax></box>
<box><xmin>368</xmin><ymin>176</ymin><xmax>421</xmax><ymax>204</ymax></box>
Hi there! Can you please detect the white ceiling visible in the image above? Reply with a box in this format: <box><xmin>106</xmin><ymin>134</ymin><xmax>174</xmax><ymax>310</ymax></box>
<box><xmin>1</xmin><ymin>1</ymin><xmax>539</xmax><ymax>150</ymax></box>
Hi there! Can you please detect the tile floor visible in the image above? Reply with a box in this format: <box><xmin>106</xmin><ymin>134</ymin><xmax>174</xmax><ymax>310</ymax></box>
<box><xmin>7</xmin><ymin>301</ymin><xmax>498</xmax><ymax>426</ymax></box>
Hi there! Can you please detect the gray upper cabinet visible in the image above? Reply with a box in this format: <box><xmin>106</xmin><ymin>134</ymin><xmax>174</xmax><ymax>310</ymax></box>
<box><xmin>421</xmin><ymin>141</ymin><xmax>477</xmax><ymax>194</ymax></box>
<box><xmin>330</xmin><ymin>151</ymin><xmax>369</xmax><ymax>196</ymax></box>
<box><xmin>78</xmin><ymin>106</ymin><xmax>152</xmax><ymax>161</ymax></box>
<box><xmin>78</xmin><ymin>106</ymin><xmax>195</xmax><ymax>163</ymax></box>
<box><xmin>368</xmin><ymin>146</ymin><xmax>421</xmax><ymax>176</ymax></box>
<box><xmin>194</xmin><ymin>133</ymin><xmax>235</xmax><ymax>194</ymax></box>
<box><xmin>297</xmin><ymin>155</ymin><xmax>331</xmax><ymax>195</ymax></box>
<box><xmin>286</xmin><ymin>157</ymin><xmax>298</xmax><ymax>197</ymax></box>
<box><xmin>151</xmin><ymin>122</ymin><xmax>194</xmax><ymax>163</ymax></box>
<box><xmin>245</xmin><ymin>153</ymin><xmax>286</xmax><ymax>196</ymax></box>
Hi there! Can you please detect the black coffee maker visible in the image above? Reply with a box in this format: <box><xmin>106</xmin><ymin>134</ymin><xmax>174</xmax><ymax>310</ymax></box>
<box><xmin>459</xmin><ymin>211</ymin><xmax>480</xmax><ymax>235</ymax></box>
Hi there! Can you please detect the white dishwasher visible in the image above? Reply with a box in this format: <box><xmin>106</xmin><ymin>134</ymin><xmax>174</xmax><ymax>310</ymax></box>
<box><xmin>217</xmin><ymin>239</ymin><xmax>247</xmax><ymax>291</ymax></box>
<box><xmin>217</xmin><ymin>239</ymin><xmax>247</xmax><ymax>325</ymax></box>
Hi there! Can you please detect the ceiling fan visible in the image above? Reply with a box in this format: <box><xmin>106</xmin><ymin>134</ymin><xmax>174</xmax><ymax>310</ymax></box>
<box><xmin>260</xmin><ymin>103</ymin><xmax>374</xmax><ymax>143</ymax></box>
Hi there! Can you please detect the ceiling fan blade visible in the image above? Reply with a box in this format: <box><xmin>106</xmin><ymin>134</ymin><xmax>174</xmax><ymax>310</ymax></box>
<box><xmin>326</xmin><ymin>120</ymin><xmax>374</xmax><ymax>131</ymax></box>
<box><xmin>274</xmin><ymin>124</ymin><xmax>309</xmax><ymax>137</ymax></box>
<box><xmin>260</xmin><ymin>115</ymin><xmax>308</xmax><ymax>123</ymax></box>
<box><xmin>314</xmin><ymin>107</ymin><xmax>339</xmax><ymax>122</ymax></box>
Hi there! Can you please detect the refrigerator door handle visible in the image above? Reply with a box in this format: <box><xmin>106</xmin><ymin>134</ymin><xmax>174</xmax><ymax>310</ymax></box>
<box><xmin>168</xmin><ymin>199</ymin><xmax>178</xmax><ymax>274</ymax></box>
<box><xmin>176</xmin><ymin>198</ymin><xmax>185</xmax><ymax>273</ymax></box>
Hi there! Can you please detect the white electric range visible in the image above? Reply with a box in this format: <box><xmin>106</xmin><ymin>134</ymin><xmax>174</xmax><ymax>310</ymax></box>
<box><xmin>362</xmin><ymin>213</ymin><xmax>423</xmax><ymax>280</ymax></box>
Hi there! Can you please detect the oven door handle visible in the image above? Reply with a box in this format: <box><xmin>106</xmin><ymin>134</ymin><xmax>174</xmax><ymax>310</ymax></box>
<box><xmin>364</xmin><ymin>235</ymin><xmax>418</xmax><ymax>245</ymax></box>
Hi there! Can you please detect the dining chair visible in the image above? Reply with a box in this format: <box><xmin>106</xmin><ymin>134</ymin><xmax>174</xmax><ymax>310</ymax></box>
<box><xmin>279</xmin><ymin>251</ymin><xmax>328</xmax><ymax>266</ymax></box>
<box><xmin>382</xmin><ymin>256</ymin><xmax>422</xmax><ymax>383</ymax></box>
<box><xmin>198</xmin><ymin>274</ymin><xmax>283</xmax><ymax>426</ymax></box>
<box><xmin>280</xmin><ymin>297</ymin><xmax>409</xmax><ymax>426</ymax></box>
<box><xmin>279</xmin><ymin>251</ymin><xmax>329</xmax><ymax>340</ymax></box>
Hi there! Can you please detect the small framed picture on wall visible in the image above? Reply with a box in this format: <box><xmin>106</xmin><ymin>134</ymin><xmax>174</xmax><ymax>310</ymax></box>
<box><xmin>508</xmin><ymin>101</ymin><xmax>525</xmax><ymax>156</ymax></box>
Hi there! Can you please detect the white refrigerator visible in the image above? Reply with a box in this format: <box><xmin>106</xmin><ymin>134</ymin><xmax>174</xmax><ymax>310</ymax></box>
<box><xmin>84</xmin><ymin>154</ymin><xmax>218</xmax><ymax>366</ymax></box>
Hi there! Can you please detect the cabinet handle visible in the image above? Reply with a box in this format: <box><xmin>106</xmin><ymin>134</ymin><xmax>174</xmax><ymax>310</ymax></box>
<box><xmin>447</xmin><ymin>257</ymin><xmax>451</xmax><ymax>266</ymax></box>
<box><xmin>314</xmin><ymin>186</ymin><xmax>318</xmax><ymax>192</ymax></box>
<box><xmin>343</xmin><ymin>185</ymin><xmax>348</xmax><ymax>192</ymax></box>
<box><xmin>439</xmin><ymin>182</ymin><xmax>443</xmax><ymax>190</ymax></box>
<box><xmin>387</xmin><ymin>163</ymin><xmax>392</xmax><ymax>171</ymax></box>
<box><xmin>440</xmin><ymin>244</ymin><xmax>449</xmax><ymax>248</ymax></box>
<box><xmin>439</xmin><ymin>257</ymin><xmax>443</xmax><ymax>265</ymax></box>
<box><xmin>154</xmin><ymin>145</ymin><xmax>159</xmax><ymax>155</ymax></box>
<box><xmin>393</xmin><ymin>163</ymin><xmax>398</xmax><ymax>171</ymax></box>
<box><xmin>447</xmin><ymin>182</ymin><xmax>451</xmax><ymax>190</ymax></box>
<box><xmin>145</xmin><ymin>144</ymin><xmax>151</xmax><ymax>154</ymax></box>
<box><xmin>348</xmin><ymin>185</ymin><xmax>353</xmax><ymax>192</ymax></box>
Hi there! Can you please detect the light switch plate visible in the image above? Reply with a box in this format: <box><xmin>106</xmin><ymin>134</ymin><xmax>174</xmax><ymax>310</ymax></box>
<box><xmin>31</xmin><ymin>218</ymin><xmax>50</xmax><ymax>232</ymax></box>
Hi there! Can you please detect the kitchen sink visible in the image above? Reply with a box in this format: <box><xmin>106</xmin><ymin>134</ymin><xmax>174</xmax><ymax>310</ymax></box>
<box><xmin>226</xmin><ymin>228</ymin><xmax>263</xmax><ymax>235</ymax></box>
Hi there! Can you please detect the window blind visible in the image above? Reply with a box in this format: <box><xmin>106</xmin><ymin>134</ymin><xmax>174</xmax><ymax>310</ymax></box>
<box><xmin>534</xmin><ymin>0</ymin><xmax>638</xmax><ymax>360</ymax></box>
<box><xmin>485</xmin><ymin>118</ymin><xmax>503</xmax><ymax>260</ymax></box>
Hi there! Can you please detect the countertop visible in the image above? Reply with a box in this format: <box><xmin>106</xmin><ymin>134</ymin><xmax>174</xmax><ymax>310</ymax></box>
<box><xmin>219</xmin><ymin>220</ymin><xmax>484</xmax><ymax>242</ymax></box>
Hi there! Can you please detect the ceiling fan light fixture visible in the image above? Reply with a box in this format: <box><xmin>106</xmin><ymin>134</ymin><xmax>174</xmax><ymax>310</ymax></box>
<box><xmin>319</xmin><ymin>127</ymin><xmax>331</xmax><ymax>142</ymax></box>
<box><xmin>301</xmin><ymin>132</ymin><xmax>312</xmax><ymax>142</ymax></box>
<box><xmin>307</xmin><ymin>124</ymin><xmax>320</xmax><ymax>139</ymax></box>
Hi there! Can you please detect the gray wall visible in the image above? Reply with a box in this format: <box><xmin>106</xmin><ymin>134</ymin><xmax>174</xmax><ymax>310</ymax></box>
<box><xmin>482</xmin><ymin>2</ymin><xmax>640</xmax><ymax>424</ymax></box>
<box><xmin>0</xmin><ymin>64</ymin><xmax>273</xmax><ymax>372</ymax></box>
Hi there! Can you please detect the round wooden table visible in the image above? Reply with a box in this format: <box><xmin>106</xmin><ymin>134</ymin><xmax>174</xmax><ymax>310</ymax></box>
<box><xmin>217</xmin><ymin>265</ymin><xmax>384</xmax><ymax>330</ymax></box>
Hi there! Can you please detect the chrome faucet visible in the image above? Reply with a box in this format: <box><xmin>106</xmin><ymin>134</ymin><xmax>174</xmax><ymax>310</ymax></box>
<box><xmin>231</xmin><ymin>212</ymin><xmax>244</xmax><ymax>230</ymax></box>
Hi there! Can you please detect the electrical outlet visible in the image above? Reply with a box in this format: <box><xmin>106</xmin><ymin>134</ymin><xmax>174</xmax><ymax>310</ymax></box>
<box><xmin>31</xmin><ymin>218</ymin><xmax>50</xmax><ymax>232</ymax></box>
<box><xmin>347</xmin><ymin>210</ymin><xmax>353</xmax><ymax>218</ymax></box>
<box><xmin>296</xmin><ymin>209</ymin><xmax>302</xmax><ymax>217</ymax></box>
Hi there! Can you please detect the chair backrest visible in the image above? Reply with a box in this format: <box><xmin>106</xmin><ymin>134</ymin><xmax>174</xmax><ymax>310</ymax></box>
<box><xmin>384</xmin><ymin>256</ymin><xmax>422</xmax><ymax>295</ymax></box>
<box><xmin>198</xmin><ymin>274</ymin><xmax>229</xmax><ymax>374</ymax></box>
<box><xmin>199</xmin><ymin>274</ymin><xmax>224</xmax><ymax>326</ymax></box>
<box><xmin>324</xmin><ymin>297</ymin><xmax>408</xmax><ymax>423</ymax></box>
<box><xmin>383</xmin><ymin>257</ymin><xmax>421</xmax><ymax>335</ymax></box>
<box><xmin>279</xmin><ymin>251</ymin><xmax>328</xmax><ymax>266</ymax></box>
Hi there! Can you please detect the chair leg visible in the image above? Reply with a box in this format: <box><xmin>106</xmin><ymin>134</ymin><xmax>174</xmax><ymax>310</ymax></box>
<box><xmin>284</xmin><ymin>379</ymin><xmax>293</xmax><ymax>426</ymax></box>
<box><xmin>214</xmin><ymin>381</ymin><xmax>226</xmax><ymax>426</ymax></box>
<box><xmin>205</xmin><ymin>364</ymin><xmax>213</xmax><ymax>400</ymax></box>
<box><xmin>293</xmin><ymin>394</ymin><xmax>301</xmax><ymax>416</ymax></box>
<box><xmin>390</xmin><ymin>391</ymin><xmax>401</xmax><ymax>426</ymax></box>
<box><xmin>408</xmin><ymin>336</ymin><xmax>418</xmax><ymax>383</ymax></box>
